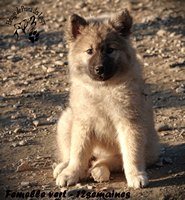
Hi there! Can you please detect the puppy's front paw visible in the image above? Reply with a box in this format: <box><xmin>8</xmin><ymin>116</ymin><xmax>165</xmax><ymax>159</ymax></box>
<box><xmin>53</xmin><ymin>162</ymin><xmax>68</xmax><ymax>178</ymax></box>
<box><xmin>126</xmin><ymin>171</ymin><xmax>149</xmax><ymax>189</ymax></box>
<box><xmin>56</xmin><ymin>167</ymin><xmax>80</xmax><ymax>187</ymax></box>
<box><xmin>91</xmin><ymin>165</ymin><xmax>110</xmax><ymax>182</ymax></box>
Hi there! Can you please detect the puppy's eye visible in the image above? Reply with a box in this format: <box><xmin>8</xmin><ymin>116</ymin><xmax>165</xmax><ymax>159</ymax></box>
<box><xmin>86</xmin><ymin>48</ymin><xmax>93</xmax><ymax>55</ymax></box>
<box><xmin>106</xmin><ymin>47</ymin><xmax>114</xmax><ymax>54</ymax></box>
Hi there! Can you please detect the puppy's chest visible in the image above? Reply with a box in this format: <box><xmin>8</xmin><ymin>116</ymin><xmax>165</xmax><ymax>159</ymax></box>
<box><xmin>93</xmin><ymin>109</ymin><xmax>116</xmax><ymax>141</ymax></box>
<box><xmin>87</xmin><ymin>86</ymin><xmax>130</xmax><ymax>109</ymax></box>
<box><xmin>88</xmin><ymin>90</ymin><xmax>122</xmax><ymax>138</ymax></box>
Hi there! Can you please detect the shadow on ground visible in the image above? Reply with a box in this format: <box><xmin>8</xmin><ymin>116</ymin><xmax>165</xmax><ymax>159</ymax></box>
<box><xmin>149</xmin><ymin>143</ymin><xmax>185</xmax><ymax>188</ymax></box>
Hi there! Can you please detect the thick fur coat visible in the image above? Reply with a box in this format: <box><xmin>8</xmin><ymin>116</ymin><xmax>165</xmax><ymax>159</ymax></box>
<box><xmin>53</xmin><ymin>9</ymin><xmax>159</xmax><ymax>189</ymax></box>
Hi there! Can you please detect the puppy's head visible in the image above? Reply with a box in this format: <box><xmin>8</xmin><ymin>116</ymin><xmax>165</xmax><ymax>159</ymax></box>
<box><xmin>65</xmin><ymin>10</ymin><xmax>134</xmax><ymax>82</ymax></box>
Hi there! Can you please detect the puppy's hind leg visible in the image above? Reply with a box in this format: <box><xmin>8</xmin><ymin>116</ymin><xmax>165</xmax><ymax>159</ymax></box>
<box><xmin>90</xmin><ymin>154</ymin><xmax>122</xmax><ymax>182</ymax></box>
<box><xmin>53</xmin><ymin>108</ymin><xmax>72</xmax><ymax>178</ymax></box>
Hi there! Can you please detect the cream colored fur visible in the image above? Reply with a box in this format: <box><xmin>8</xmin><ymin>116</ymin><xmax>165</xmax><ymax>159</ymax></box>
<box><xmin>53</xmin><ymin>10</ymin><xmax>159</xmax><ymax>189</ymax></box>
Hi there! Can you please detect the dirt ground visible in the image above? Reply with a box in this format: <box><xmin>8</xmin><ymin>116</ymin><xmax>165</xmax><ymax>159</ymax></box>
<box><xmin>0</xmin><ymin>0</ymin><xmax>185</xmax><ymax>199</ymax></box>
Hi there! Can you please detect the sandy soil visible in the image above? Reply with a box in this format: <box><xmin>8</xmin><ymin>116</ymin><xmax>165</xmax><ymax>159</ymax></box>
<box><xmin>0</xmin><ymin>0</ymin><xmax>185</xmax><ymax>199</ymax></box>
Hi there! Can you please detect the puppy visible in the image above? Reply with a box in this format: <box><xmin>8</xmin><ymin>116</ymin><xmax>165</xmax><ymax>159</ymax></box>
<box><xmin>53</xmin><ymin>9</ymin><xmax>159</xmax><ymax>189</ymax></box>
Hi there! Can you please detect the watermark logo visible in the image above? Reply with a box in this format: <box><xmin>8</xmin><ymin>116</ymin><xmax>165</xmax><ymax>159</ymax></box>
<box><xmin>6</xmin><ymin>6</ymin><xmax>46</xmax><ymax>43</ymax></box>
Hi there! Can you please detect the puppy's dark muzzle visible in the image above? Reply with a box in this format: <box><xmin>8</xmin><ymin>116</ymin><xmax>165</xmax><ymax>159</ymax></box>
<box><xmin>94</xmin><ymin>65</ymin><xmax>104</xmax><ymax>77</ymax></box>
<box><xmin>88</xmin><ymin>64</ymin><xmax>115</xmax><ymax>81</ymax></box>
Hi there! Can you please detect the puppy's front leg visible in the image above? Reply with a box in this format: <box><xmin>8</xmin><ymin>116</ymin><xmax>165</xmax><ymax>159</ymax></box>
<box><xmin>117</xmin><ymin>120</ymin><xmax>148</xmax><ymax>188</ymax></box>
<box><xmin>56</xmin><ymin>120</ymin><xmax>92</xmax><ymax>187</ymax></box>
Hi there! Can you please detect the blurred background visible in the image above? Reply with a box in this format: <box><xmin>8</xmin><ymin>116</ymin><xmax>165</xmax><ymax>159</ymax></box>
<box><xmin>0</xmin><ymin>0</ymin><xmax>185</xmax><ymax>199</ymax></box>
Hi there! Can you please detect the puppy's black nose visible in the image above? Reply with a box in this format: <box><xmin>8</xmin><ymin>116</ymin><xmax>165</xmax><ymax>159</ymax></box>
<box><xmin>94</xmin><ymin>65</ymin><xmax>104</xmax><ymax>76</ymax></box>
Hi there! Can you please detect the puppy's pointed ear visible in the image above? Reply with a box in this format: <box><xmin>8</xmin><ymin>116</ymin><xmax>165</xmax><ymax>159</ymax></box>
<box><xmin>65</xmin><ymin>14</ymin><xmax>87</xmax><ymax>42</ymax></box>
<box><xmin>109</xmin><ymin>9</ymin><xmax>132</xmax><ymax>37</ymax></box>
